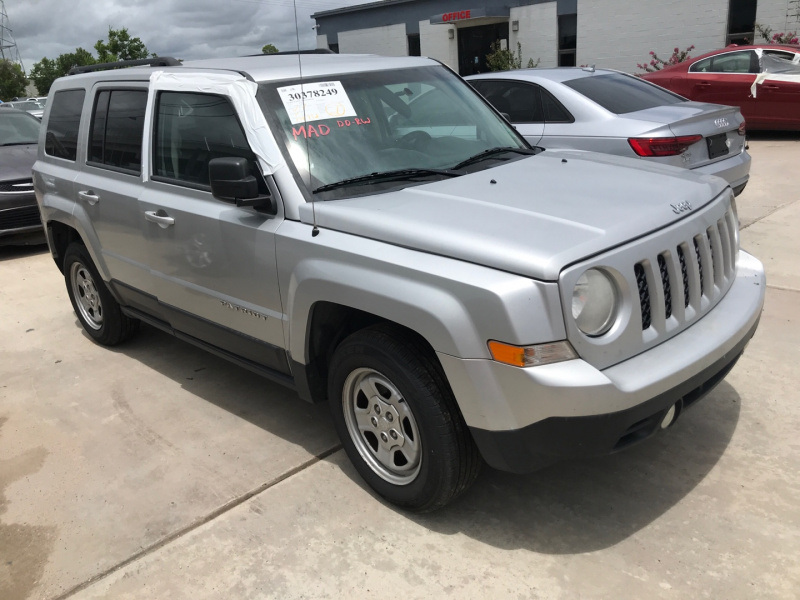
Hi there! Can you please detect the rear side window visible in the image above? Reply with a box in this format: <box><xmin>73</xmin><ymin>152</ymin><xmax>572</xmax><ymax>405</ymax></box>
<box><xmin>89</xmin><ymin>89</ymin><xmax>148</xmax><ymax>173</ymax></box>
<box><xmin>470</xmin><ymin>80</ymin><xmax>543</xmax><ymax>123</ymax></box>
<box><xmin>153</xmin><ymin>92</ymin><xmax>256</xmax><ymax>187</ymax></box>
<box><xmin>563</xmin><ymin>73</ymin><xmax>685</xmax><ymax>114</ymax></box>
<box><xmin>690</xmin><ymin>50</ymin><xmax>758</xmax><ymax>74</ymax></box>
<box><xmin>45</xmin><ymin>89</ymin><xmax>85</xmax><ymax>161</ymax></box>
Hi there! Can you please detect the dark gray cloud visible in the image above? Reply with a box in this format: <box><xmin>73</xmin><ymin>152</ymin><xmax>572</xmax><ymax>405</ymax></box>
<box><xmin>6</xmin><ymin>0</ymin><xmax>354</xmax><ymax>70</ymax></box>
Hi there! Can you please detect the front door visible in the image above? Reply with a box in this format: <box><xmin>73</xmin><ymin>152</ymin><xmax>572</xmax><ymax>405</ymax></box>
<box><xmin>140</xmin><ymin>90</ymin><xmax>288</xmax><ymax>372</ymax></box>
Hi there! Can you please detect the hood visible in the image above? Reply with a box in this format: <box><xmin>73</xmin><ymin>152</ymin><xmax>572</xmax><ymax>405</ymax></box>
<box><xmin>0</xmin><ymin>144</ymin><xmax>38</xmax><ymax>181</ymax></box>
<box><xmin>299</xmin><ymin>150</ymin><xmax>728</xmax><ymax>280</ymax></box>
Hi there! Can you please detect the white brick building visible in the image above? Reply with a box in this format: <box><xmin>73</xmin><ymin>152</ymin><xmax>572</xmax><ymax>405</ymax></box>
<box><xmin>312</xmin><ymin>0</ymin><xmax>800</xmax><ymax>74</ymax></box>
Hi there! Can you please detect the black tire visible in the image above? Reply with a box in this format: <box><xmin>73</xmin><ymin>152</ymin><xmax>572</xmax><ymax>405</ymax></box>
<box><xmin>328</xmin><ymin>324</ymin><xmax>481</xmax><ymax>512</ymax></box>
<box><xmin>63</xmin><ymin>243</ymin><xmax>139</xmax><ymax>346</ymax></box>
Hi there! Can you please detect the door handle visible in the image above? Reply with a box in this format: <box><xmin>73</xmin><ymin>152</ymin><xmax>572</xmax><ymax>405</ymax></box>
<box><xmin>696</xmin><ymin>81</ymin><xmax>711</xmax><ymax>87</ymax></box>
<box><xmin>78</xmin><ymin>190</ymin><xmax>100</xmax><ymax>205</ymax></box>
<box><xmin>144</xmin><ymin>210</ymin><xmax>175</xmax><ymax>228</ymax></box>
<box><xmin>763</xmin><ymin>84</ymin><xmax>780</xmax><ymax>89</ymax></box>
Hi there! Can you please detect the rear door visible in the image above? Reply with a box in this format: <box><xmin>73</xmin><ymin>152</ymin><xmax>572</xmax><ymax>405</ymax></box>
<box><xmin>72</xmin><ymin>84</ymin><xmax>152</xmax><ymax>290</ymax></box>
<box><xmin>687</xmin><ymin>50</ymin><xmax>757</xmax><ymax>123</ymax></box>
<box><xmin>139</xmin><ymin>90</ymin><xmax>288</xmax><ymax>373</ymax></box>
<box><xmin>468</xmin><ymin>79</ymin><xmax>544</xmax><ymax>145</ymax></box>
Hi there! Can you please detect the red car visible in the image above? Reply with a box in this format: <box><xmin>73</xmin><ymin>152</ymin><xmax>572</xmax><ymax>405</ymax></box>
<box><xmin>642</xmin><ymin>45</ymin><xmax>800</xmax><ymax>130</ymax></box>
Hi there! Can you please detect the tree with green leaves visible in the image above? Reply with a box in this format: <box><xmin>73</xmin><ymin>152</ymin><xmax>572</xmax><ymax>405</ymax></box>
<box><xmin>29</xmin><ymin>27</ymin><xmax>153</xmax><ymax>95</ymax></box>
<box><xmin>0</xmin><ymin>60</ymin><xmax>28</xmax><ymax>101</ymax></box>
<box><xmin>94</xmin><ymin>27</ymin><xmax>151</xmax><ymax>63</ymax></box>
<box><xmin>29</xmin><ymin>48</ymin><xmax>96</xmax><ymax>96</ymax></box>
<box><xmin>262</xmin><ymin>44</ymin><xmax>279</xmax><ymax>54</ymax></box>
<box><xmin>486</xmin><ymin>41</ymin><xmax>539</xmax><ymax>72</ymax></box>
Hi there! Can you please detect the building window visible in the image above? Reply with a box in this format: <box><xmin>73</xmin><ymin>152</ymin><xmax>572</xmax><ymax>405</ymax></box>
<box><xmin>407</xmin><ymin>34</ymin><xmax>421</xmax><ymax>57</ymax></box>
<box><xmin>726</xmin><ymin>0</ymin><xmax>758</xmax><ymax>45</ymax></box>
<box><xmin>558</xmin><ymin>14</ymin><xmax>577</xmax><ymax>67</ymax></box>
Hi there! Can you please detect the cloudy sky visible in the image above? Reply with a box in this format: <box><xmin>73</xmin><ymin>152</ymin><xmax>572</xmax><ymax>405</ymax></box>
<box><xmin>5</xmin><ymin>0</ymin><xmax>357</xmax><ymax>71</ymax></box>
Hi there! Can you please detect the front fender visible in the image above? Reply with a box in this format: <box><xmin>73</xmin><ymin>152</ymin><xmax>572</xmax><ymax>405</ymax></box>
<box><xmin>276</xmin><ymin>222</ymin><xmax>567</xmax><ymax>364</ymax></box>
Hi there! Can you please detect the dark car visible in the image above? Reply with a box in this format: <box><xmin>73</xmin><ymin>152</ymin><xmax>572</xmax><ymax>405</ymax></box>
<box><xmin>641</xmin><ymin>45</ymin><xmax>800</xmax><ymax>131</ymax></box>
<box><xmin>1</xmin><ymin>109</ymin><xmax>42</xmax><ymax>243</ymax></box>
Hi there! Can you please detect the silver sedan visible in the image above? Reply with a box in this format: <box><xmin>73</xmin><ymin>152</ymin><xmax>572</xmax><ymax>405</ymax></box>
<box><xmin>466</xmin><ymin>68</ymin><xmax>751</xmax><ymax>195</ymax></box>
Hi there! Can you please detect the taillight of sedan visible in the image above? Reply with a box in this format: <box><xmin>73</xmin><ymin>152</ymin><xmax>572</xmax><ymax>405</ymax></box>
<box><xmin>628</xmin><ymin>135</ymin><xmax>703</xmax><ymax>157</ymax></box>
<box><xmin>738</xmin><ymin>120</ymin><xmax>746</xmax><ymax>136</ymax></box>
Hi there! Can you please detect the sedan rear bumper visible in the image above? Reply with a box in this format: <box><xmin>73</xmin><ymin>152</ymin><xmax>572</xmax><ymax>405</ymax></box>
<box><xmin>691</xmin><ymin>148</ymin><xmax>751</xmax><ymax>196</ymax></box>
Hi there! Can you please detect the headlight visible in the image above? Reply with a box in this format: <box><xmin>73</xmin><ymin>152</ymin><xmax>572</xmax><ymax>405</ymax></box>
<box><xmin>572</xmin><ymin>268</ymin><xmax>618</xmax><ymax>336</ymax></box>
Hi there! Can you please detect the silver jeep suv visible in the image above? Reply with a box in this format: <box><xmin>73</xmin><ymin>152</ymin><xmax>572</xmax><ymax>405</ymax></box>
<box><xmin>33</xmin><ymin>53</ymin><xmax>765</xmax><ymax>511</ymax></box>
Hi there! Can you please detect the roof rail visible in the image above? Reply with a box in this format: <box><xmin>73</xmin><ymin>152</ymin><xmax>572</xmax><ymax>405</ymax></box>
<box><xmin>68</xmin><ymin>57</ymin><xmax>182</xmax><ymax>76</ymax></box>
<box><xmin>244</xmin><ymin>49</ymin><xmax>335</xmax><ymax>57</ymax></box>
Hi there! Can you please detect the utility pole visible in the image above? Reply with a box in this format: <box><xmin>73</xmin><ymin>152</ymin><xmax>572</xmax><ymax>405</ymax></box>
<box><xmin>1</xmin><ymin>0</ymin><xmax>25</xmax><ymax>73</ymax></box>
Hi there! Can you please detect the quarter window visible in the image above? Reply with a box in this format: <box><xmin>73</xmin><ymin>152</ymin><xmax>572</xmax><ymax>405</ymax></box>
<box><xmin>153</xmin><ymin>92</ymin><xmax>256</xmax><ymax>187</ymax></box>
<box><xmin>88</xmin><ymin>89</ymin><xmax>148</xmax><ymax>173</ymax></box>
<box><xmin>45</xmin><ymin>89</ymin><xmax>85</xmax><ymax>161</ymax></box>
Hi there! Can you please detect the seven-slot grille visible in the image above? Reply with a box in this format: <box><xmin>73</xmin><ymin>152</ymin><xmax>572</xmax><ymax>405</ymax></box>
<box><xmin>634</xmin><ymin>208</ymin><xmax>738</xmax><ymax>332</ymax></box>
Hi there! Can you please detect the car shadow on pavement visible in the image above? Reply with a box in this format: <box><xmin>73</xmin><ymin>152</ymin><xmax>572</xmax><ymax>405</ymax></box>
<box><xmin>407</xmin><ymin>381</ymin><xmax>742</xmax><ymax>553</ymax></box>
<box><xmin>87</xmin><ymin>322</ymin><xmax>340</xmax><ymax>458</ymax></box>
<box><xmin>83</xmin><ymin>319</ymin><xmax>740</xmax><ymax>555</ymax></box>
<box><xmin>0</xmin><ymin>241</ymin><xmax>48</xmax><ymax>261</ymax></box>
<box><xmin>746</xmin><ymin>131</ymin><xmax>800</xmax><ymax>142</ymax></box>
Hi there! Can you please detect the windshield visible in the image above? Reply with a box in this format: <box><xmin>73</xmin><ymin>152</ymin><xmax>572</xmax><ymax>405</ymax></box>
<box><xmin>258</xmin><ymin>65</ymin><xmax>528</xmax><ymax>198</ymax></box>
<box><xmin>0</xmin><ymin>111</ymin><xmax>41</xmax><ymax>145</ymax></box>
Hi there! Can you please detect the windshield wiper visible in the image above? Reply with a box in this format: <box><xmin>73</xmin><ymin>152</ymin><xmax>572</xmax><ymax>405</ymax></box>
<box><xmin>451</xmin><ymin>147</ymin><xmax>538</xmax><ymax>171</ymax></box>
<box><xmin>0</xmin><ymin>141</ymin><xmax>37</xmax><ymax>147</ymax></box>
<box><xmin>313</xmin><ymin>168</ymin><xmax>460</xmax><ymax>194</ymax></box>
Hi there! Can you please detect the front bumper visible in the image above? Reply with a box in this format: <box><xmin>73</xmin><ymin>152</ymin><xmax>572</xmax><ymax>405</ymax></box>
<box><xmin>438</xmin><ymin>250</ymin><xmax>765</xmax><ymax>473</ymax></box>
<box><xmin>0</xmin><ymin>190</ymin><xmax>42</xmax><ymax>239</ymax></box>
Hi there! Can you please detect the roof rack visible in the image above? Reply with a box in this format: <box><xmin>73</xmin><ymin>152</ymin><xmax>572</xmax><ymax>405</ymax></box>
<box><xmin>68</xmin><ymin>57</ymin><xmax>182</xmax><ymax>76</ymax></box>
<box><xmin>244</xmin><ymin>49</ymin><xmax>335</xmax><ymax>57</ymax></box>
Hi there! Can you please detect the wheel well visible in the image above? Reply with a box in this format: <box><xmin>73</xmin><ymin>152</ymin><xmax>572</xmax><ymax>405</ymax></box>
<box><xmin>302</xmin><ymin>302</ymin><xmax>440</xmax><ymax>404</ymax></box>
<box><xmin>47</xmin><ymin>221</ymin><xmax>82</xmax><ymax>273</ymax></box>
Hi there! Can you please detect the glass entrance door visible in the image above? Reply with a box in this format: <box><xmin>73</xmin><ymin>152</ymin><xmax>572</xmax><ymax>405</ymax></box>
<box><xmin>457</xmin><ymin>22</ymin><xmax>510</xmax><ymax>75</ymax></box>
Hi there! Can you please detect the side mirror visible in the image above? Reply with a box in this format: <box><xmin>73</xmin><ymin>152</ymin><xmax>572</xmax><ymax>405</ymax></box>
<box><xmin>209</xmin><ymin>157</ymin><xmax>274</xmax><ymax>212</ymax></box>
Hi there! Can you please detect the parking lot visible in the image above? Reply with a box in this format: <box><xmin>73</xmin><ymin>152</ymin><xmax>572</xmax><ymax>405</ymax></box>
<box><xmin>1</xmin><ymin>134</ymin><xmax>798</xmax><ymax>600</ymax></box>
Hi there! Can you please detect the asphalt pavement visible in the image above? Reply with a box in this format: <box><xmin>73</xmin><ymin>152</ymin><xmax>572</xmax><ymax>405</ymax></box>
<box><xmin>1</xmin><ymin>133</ymin><xmax>798</xmax><ymax>599</ymax></box>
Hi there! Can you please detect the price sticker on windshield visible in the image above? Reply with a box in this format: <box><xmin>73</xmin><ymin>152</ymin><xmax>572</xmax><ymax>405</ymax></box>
<box><xmin>277</xmin><ymin>81</ymin><xmax>357</xmax><ymax>125</ymax></box>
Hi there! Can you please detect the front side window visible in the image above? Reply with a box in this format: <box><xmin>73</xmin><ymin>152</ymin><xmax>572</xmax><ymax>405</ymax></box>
<box><xmin>153</xmin><ymin>92</ymin><xmax>257</xmax><ymax>187</ymax></box>
<box><xmin>258</xmin><ymin>66</ymin><xmax>527</xmax><ymax>198</ymax></box>
<box><xmin>563</xmin><ymin>72</ymin><xmax>686</xmax><ymax>114</ymax></box>
<box><xmin>89</xmin><ymin>89</ymin><xmax>147</xmax><ymax>173</ymax></box>
<box><xmin>45</xmin><ymin>89</ymin><xmax>85</xmax><ymax>161</ymax></box>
